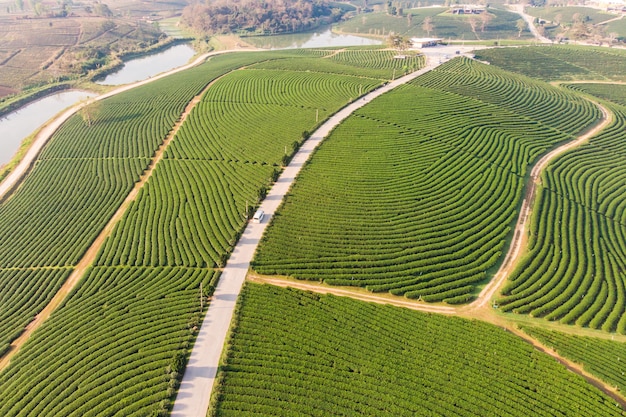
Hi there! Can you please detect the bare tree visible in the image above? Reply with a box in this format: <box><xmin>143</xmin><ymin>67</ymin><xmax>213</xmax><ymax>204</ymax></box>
<box><xmin>468</xmin><ymin>15</ymin><xmax>479</xmax><ymax>37</ymax></box>
<box><xmin>516</xmin><ymin>19</ymin><xmax>526</xmax><ymax>38</ymax></box>
<box><xmin>479</xmin><ymin>11</ymin><xmax>492</xmax><ymax>32</ymax></box>
<box><xmin>422</xmin><ymin>16</ymin><xmax>433</xmax><ymax>36</ymax></box>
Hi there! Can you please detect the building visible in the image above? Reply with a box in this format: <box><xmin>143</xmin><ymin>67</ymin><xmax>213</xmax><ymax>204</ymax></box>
<box><xmin>410</xmin><ymin>37</ymin><xmax>443</xmax><ymax>48</ymax></box>
<box><xmin>450</xmin><ymin>5</ymin><xmax>485</xmax><ymax>14</ymax></box>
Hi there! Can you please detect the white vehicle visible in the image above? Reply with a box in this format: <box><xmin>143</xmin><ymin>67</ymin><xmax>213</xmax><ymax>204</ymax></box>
<box><xmin>252</xmin><ymin>209</ymin><xmax>265</xmax><ymax>223</ymax></box>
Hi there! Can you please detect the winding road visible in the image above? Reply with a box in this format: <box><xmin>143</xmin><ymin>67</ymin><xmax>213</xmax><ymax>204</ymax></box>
<box><xmin>170</xmin><ymin>46</ymin><xmax>483</xmax><ymax>417</ymax></box>
<box><xmin>0</xmin><ymin>42</ymin><xmax>619</xmax><ymax>415</ymax></box>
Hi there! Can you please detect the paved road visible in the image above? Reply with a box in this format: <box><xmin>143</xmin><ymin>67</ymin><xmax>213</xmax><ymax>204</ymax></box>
<box><xmin>170</xmin><ymin>47</ymin><xmax>477</xmax><ymax>417</ymax></box>
<box><xmin>508</xmin><ymin>4</ymin><xmax>552</xmax><ymax>44</ymax></box>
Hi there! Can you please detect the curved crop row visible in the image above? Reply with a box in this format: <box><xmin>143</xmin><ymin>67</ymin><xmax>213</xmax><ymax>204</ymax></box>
<box><xmin>0</xmin><ymin>266</ymin><xmax>217</xmax><ymax>417</ymax></box>
<box><xmin>211</xmin><ymin>284</ymin><xmax>623</xmax><ymax>416</ymax></box>
<box><xmin>0</xmin><ymin>268</ymin><xmax>70</xmax><ymax>356</ymax></box>
<box><xmin>249</xmin><ymin>49</ymin><xmax>424</xmax><ymax>80</ymax></box>
<box><xmin>498</xmin><ymin>102</ymin><xmax>626</xmax><ymax>332</ymax></box>
<box><xmin>0</xmin><ymin>49</ymin><xmax>409</xmax><ymax>416</ymax></box>
<box><xmin>253</xmin><ymin>60</ymin><xmax>598</xmax><ymax>302</ymax></box>
<box><xmin>415</xmin><ymin>57</ymin><xmax>600</xmax><ymax>135</ymax></box>
<box><xmin>0</xmin><ymin>51</ymin><xmax>306</xmax><ymax>378</ymax></box>
<box><xmin>96</xmin><ymin>160</ymin><xmax>275</xmax><ymax>268</ymax></box>
<box><xmin>165</xmin><ymin>69</ymin><xmax>380</xmax><ymax>165</ymax></box>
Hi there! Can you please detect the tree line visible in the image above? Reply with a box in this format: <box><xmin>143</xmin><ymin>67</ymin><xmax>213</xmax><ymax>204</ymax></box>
<box><xmin>181</xmin><ymin>0</ymin><xmax>344</xmax><ymax>35</ymax></box>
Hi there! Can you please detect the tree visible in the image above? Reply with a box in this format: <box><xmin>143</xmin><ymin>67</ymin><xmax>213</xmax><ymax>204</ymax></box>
<box><xmin>468</xmin><ymin>15</ymin><xmax>479</xmax><ymax>37</ymax></box>
<box><xmin>479</xmin><ymin>11</ymin><xmax>491</xmax><ymax>32</ymax></box>
<box><xmin>516</xmin><ymin>19</ymin><xmax>526</xmax><ymax>37</ymax></box>
<box><xmin>422</xmin><ymin>16</ymin><xmax>433</xmax><ymax>36</ymax></box>
<box><xmin>387</xmin><ymin>33</ymin><xmax>412</xmax><ymax>50</ymax></box>
<box><xmin>79</xmin><ymin>99</ymin><xmax>102</xmax><ymax>127</ymax></box>
<box><xmin>15</xmin><ymin>0</ymin><xmax>23</xmax><ymax>11</ymax></box>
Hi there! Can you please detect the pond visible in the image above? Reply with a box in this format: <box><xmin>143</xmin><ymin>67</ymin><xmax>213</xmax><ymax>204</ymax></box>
<box><xmin>0</xmin><ymin>90</ymin><xmax>95</xmax><ymax>166</ymax></box>
<box><xmin>96</xmin><ymin>43</ymin><xmax>196</xmax><ymax>86</ymax></box>
<box><xmin>245</xmin><ymin>27</ymin><xmax>382</xmax><ymax>49</ymax></box>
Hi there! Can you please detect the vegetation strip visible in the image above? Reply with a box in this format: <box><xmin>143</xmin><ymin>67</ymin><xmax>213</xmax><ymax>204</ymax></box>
<box><xmin>252</xmin><ymin>57</ymin><xmax>601</xmax><ymax>302</ymax></box>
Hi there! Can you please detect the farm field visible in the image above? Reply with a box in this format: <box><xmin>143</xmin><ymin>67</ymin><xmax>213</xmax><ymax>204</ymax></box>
<box><xmin>0</xmin><ymin>49</ymin><xmax>420</xmax><ymax>416</ymax></box>
<box><xmin>569</xmin><ymin>83</ymin><xmax>626</xmax><ymax>106</ymax></box>
<box><xmin>497</xmin><ymin>99</ymin><xmax>626</xmax><ymax>332</ymax></box>
<box><xmin>0</xmin><ymin>51</ymin><xmax>281</xmax><ymax>360</ymax></box>
<box><xmin>252</xmin><ymin>57</ymin><xmax>600</xmax><ymax>303</ymax></box>
<box><xmin>0</xmin><ymin>15</ymin><xmax>163</xmax><ymax>97</ymax></box>
<box><xmin>524</xmin><ymin>6</ymin><xmax>616</xmax><ymax>26</ymax></box>
<box><xmin>335</xmin><ymin>7</ymin><xmax>533</xmax><ymax>40</ymax></box>
<box><xmin>522</xmin><ymin>326</ymin><xmax>626</xmax><ymax>394</ymax></box>
<box><xmin>474</xmin><ymin>45</ymin><xmax>626</xmax><ymax>82</ymax></box>
<box><xmin>211</xmin><ymin>283</ymin><xmax>624</xmax><ymax>416</ymax></box>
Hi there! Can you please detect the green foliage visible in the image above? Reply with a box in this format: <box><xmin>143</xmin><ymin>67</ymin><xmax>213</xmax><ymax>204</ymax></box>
<box><xmin>211</xmin><ymin>283</ymin><xmax>624</xmax><ymax>416</ymax></box>
<box><xmin>474</xmin><ymin>45</ymin><xmax>626</xmax><ymax>82</ymax></box>
<box><xmin>0</xmin><ymin>268</ymin><xmax>71</xmax><ymax>355</ymax></box>
<box><xmin>497</xmin><ymin>103</ymin><xmax>626</xmax><ymax>333</ymax></box>
<box><xmin>0</xmin><ymin>49</ymin><xmax>422</xmax><ymax>416</ymax></box>
<box><xmin>568</xmin><ymin>83</ymin><xmax>626</xmax><ymax>107</ymax></box>
<box><xmin>522</xmin><ymin>326</ymin><xmax>626</xmax><ymax>393</ymax></box>
<box><xmin>0</xmin><ymin>267</ymin><xmax>218</xmax><ymax>417</ymax></box>
<box><xmin>253</xmin><ymin>58</ymin><xmax>599</xmax><ymax>302</ymax></box>
<box><xmin>181</xmin><ymin>0</ymin><xmax>342</xmax><ymax>35</ymax></box>
<box><xmin>0</xmin><ymin>51</ymin><xmax>287</xmax><ymax>389</ymax></box>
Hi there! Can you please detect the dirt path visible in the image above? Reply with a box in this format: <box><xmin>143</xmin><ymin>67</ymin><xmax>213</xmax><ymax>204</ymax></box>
<box><xmin>248</xmin><ymin>275</ymin><xmax>456</xmax><ymax>314</ymax></box>
<box><xmin>465</xmin><ymin>101</ymin><xmax>612</xmax><ymax>313</ymax></box>
<box><xmin>0</xmin><ymin>67</ymin><xmax>230</xmax><ymax>372</ymax></box>
<box><xmin>508</xmin><ymin>4</ymin><xmax>552</xmax><ymax>44</ymax></box>
<box><xmin>171</xmin><ymin>52</ymin><xmax>460</xmax><ymax>417</ymax></box>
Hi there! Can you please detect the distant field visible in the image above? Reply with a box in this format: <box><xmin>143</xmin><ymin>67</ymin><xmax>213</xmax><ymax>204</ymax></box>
<box><xmin>0</xmin><ymin>49</ymin><xmax>421</xmax><ymax>417</ymax></box>
<box><xmin>336</xmin><ymin>7</ymin><xmax>534</xmax><ymax>40</ymax></box>
<box><xmin>211</xmin><ymin>283</ymin><xmax>623</xmax><ymax>416</ymax></box>
<box><xmin>569</xmin><ymin>83</ymin><xmax>626</xmax><ymax>106</ymax></box>
<box><xmin>252</xmin><ymin>57</ymin><xmax>599</xmax><ymax>303</ymax></box>
<box><xmin>474</xmin><ymin>45</ymin><xmax>626</xmax><ymax>81</ymax></box>
<box><xmin>0</xmin><ymin>15</ymin><xmax>162</xmax><ymax>97</ymax></box>
<box><xmin>524</xmin><ymin>6</ymin><xmax>616</xmax><ymax>25</ymax></box>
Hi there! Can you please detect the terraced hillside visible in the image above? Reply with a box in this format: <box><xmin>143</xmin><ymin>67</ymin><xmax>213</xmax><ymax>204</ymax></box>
<box><xmin>497</xmin><ymin>100</ymin><xmax>626</xmax><ymax>332</ymax></box>
<box><xmin>0</xmin><ymin>52</ymin><xmax>274</xmax><ymax>358</ymax></box>
<box><xmin>253</xmin><ymin>58</ymin><xmax>600</xmax><ymax>303</ymax></box>
<box><xmin>0</xmin><ymin>50</ymin><xmax>419</xmax><ymax>417</ymax></box>
<box><xmin>474</xmin><ymin>46</ymin><xmax>626</xmax><ymax>82</ymax></box>
<box><xmin>211</xmin><ymin>284</ymin><xmax>624</xmax><ymax>416</ymax></box>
